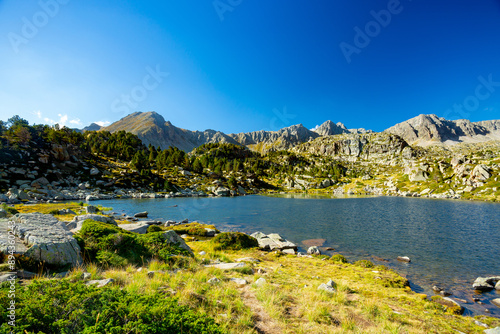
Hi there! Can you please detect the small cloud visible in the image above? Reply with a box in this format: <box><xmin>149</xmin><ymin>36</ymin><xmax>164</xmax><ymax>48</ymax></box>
<box><xmin>69</xmin><ymin>118</ymin><xmax>81</xmax><ymax>125</ymax></box>
<box><xmin>96</xmin><ymin>121</ymin><xmax>110</xmax><ymax>127</ymax></box>
<box><xmin>33</xmin><ymin>110</ymin><xmax>42</xmax><ymax>119</ymax></box>
<box><xmin>310</xmin><ymin>125</ymin><xmax>320</xmax><ymax>131</ymax></box>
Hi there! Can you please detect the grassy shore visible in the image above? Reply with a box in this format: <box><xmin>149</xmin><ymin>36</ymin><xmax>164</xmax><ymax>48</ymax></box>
<box><xmin>2</xmin><ymin>203</ymin><xmax>500</xmax><ymax>333</ymax></box>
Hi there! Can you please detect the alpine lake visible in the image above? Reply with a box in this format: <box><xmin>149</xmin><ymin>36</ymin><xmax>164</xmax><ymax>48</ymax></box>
<box><xmin>94</xmin><ymin>194</ymin><xmax>500</xmax><ymax>317</ymax></box>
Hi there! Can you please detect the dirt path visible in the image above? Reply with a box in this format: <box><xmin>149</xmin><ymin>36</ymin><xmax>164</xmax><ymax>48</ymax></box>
<box><xmin>239</xmin><ymin>286</ymin><xmax>283</xmax><ymax>334</ymax></box>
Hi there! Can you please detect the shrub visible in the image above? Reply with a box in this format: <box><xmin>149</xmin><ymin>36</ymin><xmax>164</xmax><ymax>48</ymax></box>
<box><xmin>354</xmin><ymin>260</ymin><xmax>374</xmax><ymax>268</ymax></box>
<box><xmin>0</xmin><ymin>279</ymin><xmax>223</xmax><ymax>333</ymax></box>
<box><xmin>75</xmin><ymin>220</ymin><xmax>191</xmax><ymax>267</ymax></box>
<box><xmin>211</xmin><ymin>232</ymin><xmax>258</xmax><ymax>250</ymax></box>
<box><xmin>147</xmin><ymin>225</ymin><xmax>163</xmax><ymax>233</ymax></box>
<box><xmin>330</xmin><ymin>254</ymin><xmax>349</xmax><ymax>264</ymax></box>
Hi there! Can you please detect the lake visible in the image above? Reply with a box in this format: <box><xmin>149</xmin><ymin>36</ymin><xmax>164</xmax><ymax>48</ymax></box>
<box><xmin>94</xmin><ymin>195</ymin><xmax>500</xmax><ymax>317</ymax></box>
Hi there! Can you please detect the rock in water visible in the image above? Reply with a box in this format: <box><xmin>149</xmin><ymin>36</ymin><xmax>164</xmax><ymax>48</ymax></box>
<box><xmin>397</xmin><ymin>256</ymin><xmax>411</xmax><ymax>263</ymax></box>
<box><xmin>307</xmin><ymin>246</ymin><xmax>321</xmax><ymax>255</ymax></box>
<box><xmin>492</xmin><ymin>298</ymin><xmax>500</xmax><ymax>307</ymax></box>
<box><xmin>134</xmin><ymin>211</ymin><xmax>148</xmax><ymax>218</ymax></box>
<box><xmin>0</xmin><ymin>214</ymin><xmax>82</xmax><ymax>267</ymax></box>
<box><xmin>472</xmin><ymin>277</ymin><xmax>497</xmax><ymax>291</ymax></box>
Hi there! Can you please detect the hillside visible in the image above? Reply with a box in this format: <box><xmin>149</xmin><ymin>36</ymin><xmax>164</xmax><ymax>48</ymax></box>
<box><xmin>103</xmin><ymin>112</ymin><xmax>240</xmax><ymax>152</ymax></box>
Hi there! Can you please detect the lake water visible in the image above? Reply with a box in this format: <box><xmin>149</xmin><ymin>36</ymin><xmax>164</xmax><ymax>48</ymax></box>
<box><xmin>94</xmin><ymin>195</ymin><xmax>500</xmax><ymax>317</ymax></box>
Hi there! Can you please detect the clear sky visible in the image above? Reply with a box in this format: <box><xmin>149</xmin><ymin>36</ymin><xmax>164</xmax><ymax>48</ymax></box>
<box><xmin>1</xmin><ymin>0</ymin><xmax>500</xmax><ymax>133</ymax></box>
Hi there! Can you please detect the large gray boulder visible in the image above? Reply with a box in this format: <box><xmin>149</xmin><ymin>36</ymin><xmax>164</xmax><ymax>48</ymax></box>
<box><xmin>163</xmin><ymin>230</ymin><xmax>193</xmax><ymax>255</ymax></box>
<box><xmin>471</xmin><ymin>165</ymin><xmax>491</xmax><ymax>181</ymax></box>
<box><xmin>119</xmin><ymin>222</ymin><xmax>150</xmax><ymax>234</ymax></box>
<box><xmin>473</xmin><ymin>277</ymin><xmax>500</xmax><ymax>291</ymax></box>
<box><xmin>484</xmin><ymin>327</ymin><xmax>500</xmax><ymax>334</ymax></box>
<box><xmin>0</xmin><ymin>214</ymin><xmax>82</xmax><ymax>267</ymax></box>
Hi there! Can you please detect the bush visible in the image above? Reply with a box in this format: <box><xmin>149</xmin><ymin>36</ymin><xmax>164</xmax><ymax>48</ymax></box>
<box><xmin>354</xmin><ymin>260</ymin><xmax>374</xmax><ymax>268</ymax></box>
<box><xmin>330</xmin><ymin>254</ymin><xmax>349</xmax><ymax>264</ymax></box>
<box><xmin>147</xmin><ymin>225</ymin><xmax>163</xmax><ymax>233</ymax></box>
<box><xmin>211</xmin><ymin>232</ymin><xmax>258</xmax><ymax>250</ymax></box>
<box><xmin>75</xmin><ymin>220</ymin><xmax>191</xmax><ymax>267</ymax></box>
<box><xmin>0</xmin><ymin>279</ymin><xmax>223</xmax><ymax>333</ymax></box>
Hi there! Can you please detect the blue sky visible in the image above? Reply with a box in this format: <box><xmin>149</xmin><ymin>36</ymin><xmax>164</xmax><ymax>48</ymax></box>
<box><xmin>1</xmin><ymin>0</ymin><xmax>500</xmax><ymax>133</ymax></box>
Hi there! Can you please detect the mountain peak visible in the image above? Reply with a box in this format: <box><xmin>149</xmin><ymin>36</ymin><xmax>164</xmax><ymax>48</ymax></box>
<box><xmin>312</xmin><ymin>120</ymin><xmax>350</xmax><ymax>136</ymax></box>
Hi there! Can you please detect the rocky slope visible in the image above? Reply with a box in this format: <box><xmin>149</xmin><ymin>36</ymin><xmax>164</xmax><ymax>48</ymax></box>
<box><xmin>228</xmin><ymin>124</ymin><xmax>320</xmax><ymax>153</ymax></box>
<box><xmin>385</xmin><ymin>114</ymin><xmax>500</xmax><ymax>146</ymax></box>
<box><xmin>102</xmin><ymin>112</ymin><xmax>240</xmax><ymax>152</ymax></box>
<box><xmin>293</xmin><ymin>133</ymin><xmax>413</xmax><ymax>160</ymax></box>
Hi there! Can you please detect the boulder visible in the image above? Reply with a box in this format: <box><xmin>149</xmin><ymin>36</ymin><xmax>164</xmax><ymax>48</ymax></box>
<box><xmin>214</xmin><ymin>187</ymin><xmax>230</xmax><ymax>196</ymax></box>
<box><xmin>434</xmin><ymin>297</ymin><xmax>464</xmax><ymax>314</ymax></box>
<box><xmin>255</xmin><ymin>277</ymin><xmax>267</xmax><ymax>287</ymax></box>
<box><xmin>472</xmin><ymin>277</ymin><xmax>500</xmax><ymax>291</ymax></box>
<box><xmin>496</xmin><ymin>281</ymin><xmax>500</xmax><ymax>290</ymax></box>
<box><xmin>119</xmin><ymin>222</ymin><xmax>150</xmax><ymax>234</ymax></box>
<box><xmin>492</xmin><ymin>298</ymin><xmax>500</xmax><ymax>307</ymax></box>
<box><xmin>471</xmin><ymin>165</ymin><xmax>491</xmax><ymax>181</ymax></box>
<box><xmin>163</xmin><ymin>230</ymin><xmax>193</xmax><ymax>255</ymax></box>
<box><xmin>251</xmin><ymin>232</ymin><xmax>298</xmax><ymax>251</ymax></box>
<box><xmin>484</xmin><ymin>327</ymin><xmax>500</xmax><ymax>334</ymax></box>
<box><xmin>230</xmin><ymin>278</ymin><xmax>248</xmax><ymax>286</ymax></box>
<box><xmin>208</xmin><ymin>277</ymin><xmax>220</xmax><ymax>284</ymax></box>
<box><xmin>307</xmin><ymin>246</ymin><xmax>321</xmax><ymax>255</ymax></box>
<box><xmin>204</xmin><ymin>228</ymin><xmax>216</xmax><ymax>237</ymax></box>
<box><xmin>86</xmin><ymin>205</ymin><xmax>99</xmax><ymax>214</ymax></box>
<box><xmin>0</xmin><ymin>214</ymin><xmax>82</xmax><ymax>267</ymax></box>
<box><xmin>134</xmin><ymin>211</ymin><xmax>148</xmax><ymax>218</ymax></box>
<box><xmin>408</xmin><ymin>168</ymin><xmax>429</xmax><ymax>182</ymax></box>
<box><xmin>90</xmin><ymin>168</ymin><xmax>100</xmax><ymax>176</ymax></box>
<box><xmin>318</xmin><ymin>283</ymin><xmax>336</xmax><ymax>293</ymax></box>
<box><xmin>86</xmin><ymin>278</ymin><xmax>114</xmax><ymax>288</ymax></box>
<box><xmin>397</xmin><ymin>256</ymin><xmax>411</xmax><ymax>263</ymax></box>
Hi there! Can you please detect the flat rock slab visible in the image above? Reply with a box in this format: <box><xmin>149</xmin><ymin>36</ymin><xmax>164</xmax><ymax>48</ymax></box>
<box><xmin>205</xmin><ymin>262</ymin><xmax>246</xmax><ymax>270</ymax></box>
<box><xmin>485</xmin><ymin>327</ymin><xmax>500</xmax><ymax>334</ymax></box>
<box><xmin>119</xmin><ymin>222</ymin><xmax>150</xmax><ymax>234</ymax></box>
<box><xmin>1</xmin><ymin>214</ymin><xmax>82</xmax><ymax>267</ymax></box>
<box><xmin>250</xmin><ymin>232</ymin><xmax>297</xmax><ymax>251</ymax></box>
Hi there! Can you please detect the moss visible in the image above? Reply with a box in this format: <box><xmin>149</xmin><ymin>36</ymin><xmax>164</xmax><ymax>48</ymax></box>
<box><xmin>354</xmin><ymin>259</ymin><xmax>374</xmax><ymax>268</ymax></box>
<box><xmin>330</xmin><ymin>254</ymin><xmax>349</xmax><ymax>264</ymax></box>
<box><xmin>211</xmin><ymin>232</ymin><xmax>258</xmax><ymax>250</ymax></box>
<box><xmin>147</xmin><ymin>225</ymin><xmax>163</xmax><ymax>233</ymax></box>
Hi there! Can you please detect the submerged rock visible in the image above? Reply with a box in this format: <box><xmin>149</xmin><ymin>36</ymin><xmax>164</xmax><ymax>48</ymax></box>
<box><xmin>473</xmin><ymin>277</ymin><xmax>500</xmax><ymax>291</ymax></box>
<box><xmin>397</xmin><ymin>256</ymin><xmax>411</xmax><ymax>263</ymax></box>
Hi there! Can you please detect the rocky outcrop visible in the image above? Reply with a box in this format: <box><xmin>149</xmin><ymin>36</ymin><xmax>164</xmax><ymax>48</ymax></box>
<box><xmin>293</xmin><ymin>133</ymin><xmax>412</xmax><ymax>159</ymax></box>
<box><xmin>0</xmin><ymin>214</ymin><xmax>82</xmax><ymax>266</ymax></box>
<box><xmin>229</xmin><ymin>124</ymin><xmax>320</xmax><ymax>153</ymax></box>
<box><xmin>385</xmin><ymin>114</ymin><xmax>500</xmax><ymax>146</ymax></box>
<box><xmin>250</xmin><ymin>232</ymin><xmax>297</xmax><ymax>251</ymax></box>
<box><xmin>67</xmin><ymin>214</ymin><xmax>117</xmax><ymax>232</ymax></box>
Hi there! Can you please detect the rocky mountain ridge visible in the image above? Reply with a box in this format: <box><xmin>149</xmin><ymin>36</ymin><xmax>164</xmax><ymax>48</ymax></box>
<box><xmin>385</xmin><ymin>114</ymin><xmax>500</xmax><ymax>146</ymax></box>
<box><xmin>93</xmin><ymin>112</ymin><xmax>500</xmax><ymax>153</ymax></box>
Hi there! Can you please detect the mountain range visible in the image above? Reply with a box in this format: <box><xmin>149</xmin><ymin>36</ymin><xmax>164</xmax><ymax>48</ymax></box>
<box><xmin>83</xmin><ymin>111</ymin><xmax>500</xmax><ymax>152</ymax></box>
